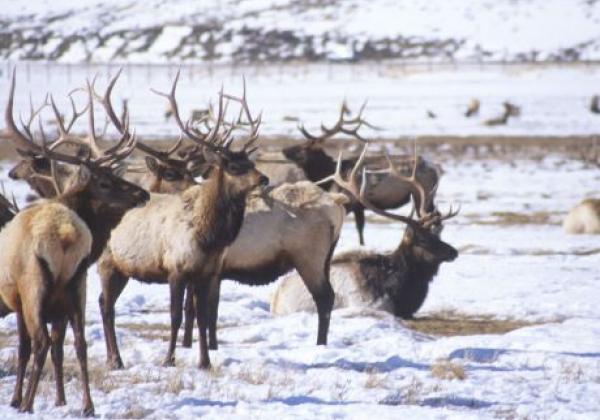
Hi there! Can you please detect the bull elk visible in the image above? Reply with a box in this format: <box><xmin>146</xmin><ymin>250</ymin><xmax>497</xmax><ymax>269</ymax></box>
<box><xmin>128</xmin><ymin>127</ymin><xmax>346</xmax><ymax>352</ymax></box>
<box><xmin>1</xmin><ymin>71</ymin><xmax>150</xmax><ymax>415</ymax></box>
<box><xmin>271</xmin><ymin>144</ymin><xmax>459</xmax><ymax>319</ymax></box>
<box><xmin>97</xmin><ymin>72</ymin><xmax>268</xmax><ymax>370</ymax></box>
<box><xmin>283</xmin><ymin>101</ymin><xmax>440</xmax><ymax>245</ymax></box>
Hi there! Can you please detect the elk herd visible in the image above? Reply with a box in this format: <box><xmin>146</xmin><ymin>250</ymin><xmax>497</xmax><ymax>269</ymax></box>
<box><xmin>0</xmin><ymin>68</ymin><xmax>596</xmax><ymax>416</ymax></box>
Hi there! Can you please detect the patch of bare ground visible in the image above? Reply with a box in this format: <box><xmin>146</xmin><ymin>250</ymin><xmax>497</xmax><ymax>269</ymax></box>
<box><xmin>404</xmin><ymin>311</ymin><xmax>537</xmax><ymax>337</ymax></box>
<box><xmin>465</xmin><ymin>210</ymin><xmax>562</xmax><ymax>226</ymax></box>
<box><xmin>118</xmin><ymin>321</ymin><xmax>171</xmax><ymax>341</ymax></box>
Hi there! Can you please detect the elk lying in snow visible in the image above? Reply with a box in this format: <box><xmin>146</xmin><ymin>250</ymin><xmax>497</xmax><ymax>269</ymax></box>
<box><xmin>484</xmin><ymin>101</ymin><xmax>520</xmax><ymax>126</ymax></box>
<box><xmin>97</xmin><ymin>73</ymin><xmax>268</xmax><ymax>370</ymax></box>
<box><xmin>271</xmin><ymin>145</ymin><xmax>459</xmax><ymax>319</ymax></box>
<box><xmin>283</xmin><ymin>101</ymin><xmax>440</xmax><ymax>245</ymax></box>
<box><xmin>563</xmin><ymin>198</ymin><xmax>600</xmax><ymax>234</ymax></box>
<box><xmin>1</xmin><ymin>72</ymin><xmax>149</xmax><ymax>416</ymax></box>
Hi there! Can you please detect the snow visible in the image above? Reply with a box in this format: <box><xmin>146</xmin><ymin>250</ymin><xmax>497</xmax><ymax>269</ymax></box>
<box><xmin>0</xmin><ymin>151</ymin><xmax>598</xmax><ymax>418</ymax></box>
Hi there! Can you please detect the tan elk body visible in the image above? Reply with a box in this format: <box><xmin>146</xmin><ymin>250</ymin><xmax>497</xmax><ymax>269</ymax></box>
<box><xmin>563</xmin><ymin>199</ymin><xmax>600</xmax><ymax>234</ymax></box>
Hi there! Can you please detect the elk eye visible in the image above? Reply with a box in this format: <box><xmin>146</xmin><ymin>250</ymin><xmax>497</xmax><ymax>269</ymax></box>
<box><xmin>163</xmin><ymin>170</ymin><xmax>178</xmax><ymax>181</ymax></box>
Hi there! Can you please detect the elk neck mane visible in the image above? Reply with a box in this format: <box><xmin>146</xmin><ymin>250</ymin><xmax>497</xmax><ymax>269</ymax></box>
<box><xmin>183</xmin><ymin>167</ymin><xmax>247</xmax><ymax>253</ymax></box>
<box><xmin>55</xmin><ymin>189</ymin><xmax>131</xmax><ymax>262</ymax></box>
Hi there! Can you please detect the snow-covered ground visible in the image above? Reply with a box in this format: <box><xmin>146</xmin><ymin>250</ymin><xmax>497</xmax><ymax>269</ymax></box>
<box><xmin>2</xmin><ymin>62</ymin><xmax>600</xmax><ymax>138</ymax></box>
<box><xmin>2</xmin><ymin>0</ymin><xmax>600</xmax><ymax>63</ymax></box>
<box><xmin>0</xmin><ymin>152</ymin><xmax>598</xmax><ymax>419</ymax></box>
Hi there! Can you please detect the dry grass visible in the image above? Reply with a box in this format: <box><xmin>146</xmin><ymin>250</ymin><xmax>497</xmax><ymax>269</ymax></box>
<box><xmin>466</xmin><ymin>210</ymin><xmax>562</xmax><ymax>226</ymax></box>
<box><xmin>404</xmin><ymin>311</ymin><xmax>536</xmax><ymax>337</ymax></box>
<box><xmin>430</xmin><ymin>359</ymin><xmax>466</xmax><ymax>381</ymax></box>
<box><xmin>364</xmin><ymin>368</ymin><xmax>389</xmax><ymax>389</ymax></box>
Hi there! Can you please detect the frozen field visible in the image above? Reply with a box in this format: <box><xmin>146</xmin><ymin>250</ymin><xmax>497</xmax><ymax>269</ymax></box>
<box><xmin>1</xmin><ymin>62</ymin><xmax>600</xmax><ymax>139</ymax></box>
<box><xmin>0</xmin><ymin>150</ymin><xmax>598</xmax><ymax>419</ymax></box>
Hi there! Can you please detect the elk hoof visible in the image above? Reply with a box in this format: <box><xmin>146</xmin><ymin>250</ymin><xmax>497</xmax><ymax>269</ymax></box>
<box><xmin>18</xmin><ymin>403</ymin><xmax>33</xmax><ymax>413</ymax></box>
<box><xmin>9</xmin><ymin>398</ymin><xmax>21</xmax><ymax>408</ymax></box>
<box><xmin>107</xmin><ymin>357</ymin><xmax>125</xmax><ymax>370</ymax></box>
<box><xmin>208</xmin><ymin>342</ymin><xmax>218</xmax><ymax>351</ymax></box>
<box><xmin>55</xmin><ymin>398</ymin><xmax>66</xmax><ymax>407</ymax></box>
<box><xmin>82</xmin><ymin>404</ymin><xmax>95</xmax><ymax>417</ymax></box>
<box><xmin>198</xmin><ymin>360</ymin><xmax>211</xmax><ymax>370</ymax></box>
<box><xmin>181</xmin><ymin>337</ymin><xmax>192</xmax><ymax>348</ymax></box>
<box><xmin>162</xmin><ymin>357</ymin><xmax>176</xmax><ymax>367</ymax></box>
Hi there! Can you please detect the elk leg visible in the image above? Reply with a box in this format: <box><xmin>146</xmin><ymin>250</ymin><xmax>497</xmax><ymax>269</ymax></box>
<box><xmin>353</xmin><ymin>205</ymin><xmax>366</xmax><ymax>246</ymax></box>
<box><xmin>181</xmin><ymin>282</ymin><xmax>195</xmax><ymax>348</ymax></box>
<box><xmin>10</xmin><ymin>312</ymin><xmax>31</xmax><ymax>409</ymax></box>
<box><xmin>207</xmin><ymin>278</ymin><xmax>221</xmax><ymax>350</ymax></box>
<box><xmin>194</xmin><ymin>280</ymin><xmax>211</xmax><ymax>369</ymax></box>
<box><xmin>163</xmin><ymin>274</ymin><xmax>186</xmax><ymax>367</ymax></box>
<box><xmin>295</xmin><ymin>241</ymin><xmax>336</xmax><ymax>346</ymax></box>
<box><xmin>68</xmin><ymin>261</ymin><xmax>94</xmax><ymax>417</ymax></box>
<box><xmin>98</xmin><ymin>261</ymin><xmax>129</xmax><ymax>370</ymax></box>
<box><xmin>20</xmin><ymin>318</ymin><xmax>50</xmax><ymax>413</ymax></box>
<box><xmin>50</xmin><ymin>318</ymin><xmax>68</xmax><ymax>407</ymax></box>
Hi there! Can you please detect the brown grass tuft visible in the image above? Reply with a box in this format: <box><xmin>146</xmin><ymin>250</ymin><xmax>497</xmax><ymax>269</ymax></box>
<box><xmin>430</xmin><ymin>359</ymin><xmax>466</xmax><ymax>381</ymax></box>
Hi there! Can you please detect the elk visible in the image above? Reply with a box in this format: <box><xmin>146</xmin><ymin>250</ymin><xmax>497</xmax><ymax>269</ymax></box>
<box><xmin>283</xmin><ymin>101</ymin><xmax>440</xmax><ymax>245</ymax></box>
<box><xmin>465</xmin><ymin>99</ymin><xmax>480</xmax><ymax>117</ymax></box>
<box><xmin>484</xmin><ymin>102</ymin><xmax>519</xmax><ymax>126</ymax></box>
<box><xmin>563</xmin><ymin>198</ymin><xmax>600</xmax><ymax>234</ymax></box>
<box><xmin>97</xmin><ymin>72</ymin><xmax>268</xmax><ymax>370</ymax></box>
<box><xmin>271</xmin><ymin>144</ymin><xmax>459</xmax><ymax>319</ymax></box>
<box><xmin>590</xmin><ymin>95</ymin><xmax>600</xmax><ymax>114</ymax></box>
<box><xmin>128</xmin><ymin>128</ymin><xmax>345</xmax><ymax>352</ymax></box>
<box><xmin>2</xmin><ymin>72</ymin><xmax>149</xmax><ymax>416</ymax></box>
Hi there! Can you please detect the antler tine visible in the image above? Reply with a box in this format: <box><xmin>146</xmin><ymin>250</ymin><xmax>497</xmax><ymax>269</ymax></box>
<box><xmin>5</xmin><ymin>70</ymin><xmax>43</xmax><ymax>155</ymax></box>
<box><xmin>95</xmin><ymin>128</ymin><xmax>138</xmax><ymax>167</ymax></box>
<box><xmin>91</xmin><ymin>68</ymin><xmax>126</xmax><ymax>134</ymax></box>
<box><xmin>152</xmin><ymin>70</ymin><xmax>221</xmax><ymax>152</ymax></box>
<box><xmin>165</xmin><ymin>132</ymin><xmax>185</xmax><ymax>156</ymax></box>
<box><xmin>19</xmin><ymin>92</ymin><xmax>49</xmax><ymax>143</ymax></box>
<box><xmin>320</xmin><ymin>144</ymin><xmax>422</xmax><ymax>229</ymax></box>
<box><xmin>222</xmin><ymin>76</ymin><xmax>262</xmax><ymax>151</ymax></box>
<box><xmin>298</xmin><ymin>99</ymin><xmax>377</xmax><ymax>144</ymax></box>
<box><xmin>0</xmin><ymin>182</ymin><xmax>19</xmax><ymax>213</ymax></box>
<box><xmin>83</xmin><ymin>78</ymin><xmax>104</xmax><ymax>158</ymax></box>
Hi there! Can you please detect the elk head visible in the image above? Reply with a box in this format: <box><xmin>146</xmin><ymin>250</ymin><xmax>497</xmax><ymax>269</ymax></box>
<box><xmin>151</xmin><ymin>70</ymin><xmax>268</xmax><ymax>196</ymax></box>
<box><xmin>283</xmin><ymin>101</ymin><xmax>375</xmax><ymax>181</ymax></box>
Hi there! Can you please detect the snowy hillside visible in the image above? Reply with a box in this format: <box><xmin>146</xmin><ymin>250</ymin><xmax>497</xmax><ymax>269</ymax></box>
<box><xmin>1</xmin><ymin>0</ymin><xmax>600</xmax><ymax>63</ymax></box>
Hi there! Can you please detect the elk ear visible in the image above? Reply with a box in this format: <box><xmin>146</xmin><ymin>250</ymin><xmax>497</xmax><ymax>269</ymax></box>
<box><xmin>145</xmin><ymin>156</ymin><xmax>161</xmax><ymax>175</ymax></box>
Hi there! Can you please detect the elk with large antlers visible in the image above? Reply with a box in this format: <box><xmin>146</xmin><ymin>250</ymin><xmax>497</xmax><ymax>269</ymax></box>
<box><xmin>271</xmin><ymin>144</ymin><xmax>459</xmax><ymax>319</ymax></box>
<box><xmin>1</xmin><ymin>71</ymin><xmax>150</xmax><ymax>415</ymax></box>
<box><xmin>282</xmin><ymin>102</ymin><xmax>440</xmax><ymax>245</ymax></box>
<box><xmin>97</xmin><ymin>71</ymin><xmax>269</xmax><ymax>370</ymax></box>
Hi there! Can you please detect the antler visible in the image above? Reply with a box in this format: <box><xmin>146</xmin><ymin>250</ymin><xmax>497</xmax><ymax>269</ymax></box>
<box><xmin>368</xmin><ymin>140</ymin><xmax>429</xmax><ymax>218</ymax></box>
<box><xmin>319</xmin><ymin>143</ymin><xmax>458</xmax><ymax>230</ymax></box>
<box><xmin>150</xmin><ymin>69</ymin><xmax>226</xmax><ymax>153</ymax></box>
<box><xmin>6</xmin><ymin>70</ymin><xmax>137</xmax><ymax>172</ymax></box>
<box><xmin>318</xmin><ymin>144</ymin><xmax>424</xmax><ymax>229</ymax></box>
<box><xmin>298</xmin><ymin>100</ymin><xmax>378</xmax><ymax>144</ymax></box>
<box><xmin>221</xmin><ymin>76</ymin><xmax>262</xmax><ymax>152</ymax></box>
